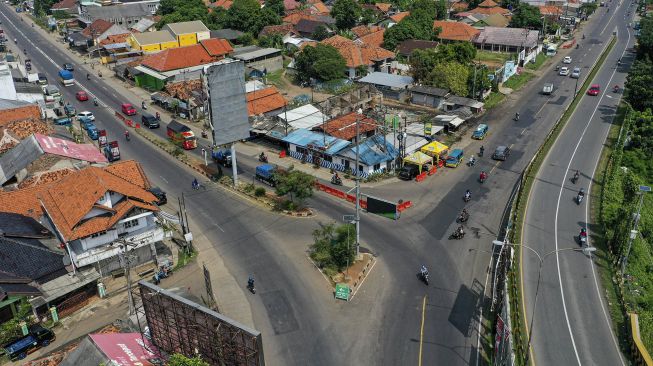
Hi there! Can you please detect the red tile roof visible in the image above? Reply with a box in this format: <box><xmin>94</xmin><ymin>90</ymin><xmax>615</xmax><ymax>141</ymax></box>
<box><xmin>51</xmin><ymin>0</ymin><xmax>76</xmax><ymax>10</ymax></box>
<box><xmin>478</xmin><ymin>0</ymin><xmax>498</xmax><ymax>7</ymax></box>
<box><xmin>539</xmin><ymin>5</ymin><xmax>562</xmax><ymax>15</ymax></box>
<box><xmin>351</xmin><ymin>25</ymin><xmax>383</xmax><ymax>38</ymax></box>
<box><xmin>357</xmin><ymin>28</ymin><xmax>385</xmax><ymax>48</ymax></box>
<box><xmin>81</xmin><ymin>19</ymin><xmax>114</xmax><ymax>38</ymax></box>
<box><xmin>246</xmin><ymin>87</ymin><xmax>287</xmax><ymax>116</ymax></box>
<box><xmin>0</xmin><ymin>104</ymin><xmax>41</xmax><ymax>129</ymax></box>
<box><xmin>200</xmin><ymin>38</ymin><xmax>233</xmax><ymax>56</ymax></box>
<box><xmin>310</xmin><ymin>1</ymin><xmax>329</xmax><ymax>14</ymax></box>
<box><xmin>99</xmin><ymin>33</ymin><xmax>131</xmax><ymax>46</ymax></box>
<box><xmin>390</xmin><ymin>11</ymin><xmax>410</xmax><ymax>23</ymax></box>
<box><xmin>375</xmin><ymin>2</ymin><xmax>392</xmax><ymax>13</ymax></box>
<box><xmin>433</xmin><ymin>21</ymin><xmax>480</xmax><ymax>41</ymax></box>
<box><xmin>467</xmin><ymin>0</ymin><xmax>510</xmax><ymax>15</ymax></box>
<box><xmin>285</xmin><ymin>0</ymin><xmax>301</xmax><ymax>10</ymax></box>
<box><xmin>141</xmin><ymin>40</ymin><xmax>231</xmax><ymax>72</ymax></box>
<box><xmin>283</xmin><ymin>11</ymin><xmax>318</xmax><ymax>25</ymax></box>
<box><xmin>321</xmin><ymin>35</ymin><xmax>394</xmax><ymax>68</ymax></box>
<box><xmin>213</xmin><ymin>0</ymin><xmax>234</xmax><ymax>9</ymax></box>
<box><xmin>0</xmin><ymin>161</ymin><xmax>158</xmax><ymax>241</ymax></box>
<box><xmin>314</xmin><ymin>112</ymin><xmax>379</xmax><ymax>141</ymax></box>
<box><xmin>259</xmin><ymin>24</ymin><xmax>297</xmax><ymax>38</ymax></box>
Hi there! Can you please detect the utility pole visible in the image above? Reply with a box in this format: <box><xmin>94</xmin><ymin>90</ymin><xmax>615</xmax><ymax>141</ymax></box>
<box><xmin>354</xmin><ymin>108</ymin><xmax>362</xmax><ymax>258</ymax></box>
<box><xmin>621</xmin><ymin>186</ymin><xmax>650</xmax><ymax>274</ymax></box>
<box><xmin>118</xmin><ymin>243</ymin><xmax>136</xmax><ymax>315</ymax></box>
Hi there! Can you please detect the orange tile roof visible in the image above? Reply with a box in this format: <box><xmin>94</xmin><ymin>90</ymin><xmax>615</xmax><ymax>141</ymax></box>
<box><xmin>390</xmin><ymin>11</ymin><xmax>410</xmax><ymax>23</ymax></box>
<box><xmin>283</xmin><ymin>12</ymin><xmax>318</xmax><ymax>25</ymax></box>
<box><xmin>81</xmin><ymin>19</ymin><xmax>114</xmax><ymax>38</ymax></box>
<box><xmin>246</xmin><ymin>87</ymin><xmax>288</xmax><ymax>116</ymax></box>
<box><xmin>375</xmin><ymin>2</ymin><xmax>392</xmax><ymax>12</ymax></box>
<box><xmin>539</xmin><ymin>5</ymin><xmax>562</xmax><ymax>15</ymax></box>
<box><xmin>314</xmin><ymin>112</ymin><xmax>378</xmax><ymax>141</ymax></box>
<box><xmin>141</xmin><ymin>41</ymin><xmax>229</xmax><ymax>72</ymax></box>
<box><xmin>478</xmin><ymin>0</ymin><xmax>498</xmax><ymax>7</ymax></box>
<box><xmin>433</xmin><ymin>21</ymin><xmax>480</xmax><ymax>41</ymax></box>
<box><xmin>468</xmin><ymin>4</ymin><xmax>509</xmax><ymax>14</ymax></box>
<box><xmin>357</xmin><ymin>28</ymin><xmax>385</xmax><ymax>48</ymax></box>
<box><xmin>200</xmin><ymin>38</ymin><xmax>233</xmax><ymax>56</ymax></box>
<box><xmin>0</xmin><ymin>104</ymin><xmax>41</xmax><ymax>129</ymax></box>
<box><xmin>311</xmin><ymin>1</ymin><xmax>329</xmax><ymax>14</ymax></box>
<box><xmin>259</xmin><ymin>24</ymin><xmax>296</xmax><ymax>37</ymax></box>
<box><xmin>0</xmin><ymin>161</ymin><xmax>158</xmax><ymax>241</ymax></box>
<box><xmin>213</xmin><ymin>0</ymin><xmax>233</xmax><ymax>9</ymax></box>
<box><xmin>452</xmin><ymin>1</ymin><xmax>468</xmax><ymax>11</ymax></box>
<box><xmin>351</xmin><ymin>25</ymin><xmax>383</xmax><ymax>38</ymax></box>
<box><xmin>322</xmin><ymin>35</ymin><xmax>395</xmax><ymax>68</ymax></box>
<box><xmin>99</xmin><ymin>33</ymin><xmax>131</xmax><ymax>46</ymax></box>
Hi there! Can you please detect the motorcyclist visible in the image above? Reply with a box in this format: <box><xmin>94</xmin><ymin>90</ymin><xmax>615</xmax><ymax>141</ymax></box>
<box><xmin>480</xmin><ymin>170</ymin><xmax>488</xmax><ymax>182</ymax></box>
<box><xmin>459</xmin><ymin>209</ymin><xmax>469</xmax><ymax>221</ymax></box>
<box><xmin>480</xmin><ymin>145</ymin><xmax>485</xmax><ymax>156</ymax></box>
<box><xmin>192</xmin><ymin>178</ymin><xmax>199</xmax><ymax>190</ymax></box>
<box><xmin>582</xmin><ymin>34</ymin><xmax>585</xmax><ymax>39</ymax></box>
<box><xmin>93</xmin><ymin>97</ymin><xmax>98</xmax><ymax>106</ymax></box>
<box><xmin>515</xmin><ymin>112</ymin><xmax>520</xmax><ymax>121</ymax></box>
<box><xmin>332</xmin><ymin>172</ymin><xmax>341</xmax><ymax>183</ymax></box>
<box><xmin>464</xmin><ymin>189</ymin><xmax>471</xmax><ymax>200</ymax></box>
<box><xmin>248</xmin><ymin>275</ymin><xmax>255</xmax><ymax>289</ymax></box>
<box><xmin>457</xmin><ymin>225</ymin><xmax>465</xmax><ymax>237</ymax></box>
<box><xmin>141</xmin><ymin>101</ymin><xmax>147</xmax><ymax>109</ymax></box>
<box><xmin>124</xmin><ymin>130</ymin><xmax>130</xmax><ymax>141</ymax></box>
<box><xmin>86</xmin><ymin>73</ymin><xmax>90</xmax><ymax>80</ymax></box>
<box><xmin>468</xmin><ymin>155</ymin><xmax>476</xmax><ymax>166</ymax></box>
<box><xmin>420</xmin><ymin>265</ymin><xmax>428</xmax><ymax>277</ymax></box>
<box><xmin>156</xmin><ymin>112</ymin><xmax>161</xmax><ymax>120</ymax></box>
<box><xmin>580</xmin><ymin>227</ymin><xmax>587</xmax><ymax>238</ymax></box>
<box><xmin>259</xmin><ymin>152</ymin><xmax>267</xmax><ymax>162</ymax></box>
<box><xmin>14</xmin><ymin>38</ymin><xmax>17</xmax><ymax>44</ymax></box>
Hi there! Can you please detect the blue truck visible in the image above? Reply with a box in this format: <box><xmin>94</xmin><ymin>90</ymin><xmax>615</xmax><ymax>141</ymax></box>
<box><xmin>255</xmin><ymin>164</ymin><xmax>277</xmax><ymax>187</ymax></box>
<box><xmin>212</xmin><ymin>149</ymin><xmax>232</xmax><ymax>167</ymax></box>
<box><xmin>58</xmin><ymin>69</ymin><xmax>74</xmax><ymax>87</ymax></box>
<box><xmin>3</xmin><ymin>324</ymin><xmax>55</xmax><ymax>361</ymax></box>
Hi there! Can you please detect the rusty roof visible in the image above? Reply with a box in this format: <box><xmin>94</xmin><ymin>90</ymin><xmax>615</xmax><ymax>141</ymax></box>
<box><xmin>321</xmin><ymin>35</ymin><xmax>395</xmax><ymax>68</ymax></box>
<box><xmin>247</xmin><ymin>87</ymin><xmax>287</xmax><ymax>116</ymax></box>
<box><xmin>314</xmin><ymin>112</ymin><xmax>379</xmax><ymax>141</ymax></box>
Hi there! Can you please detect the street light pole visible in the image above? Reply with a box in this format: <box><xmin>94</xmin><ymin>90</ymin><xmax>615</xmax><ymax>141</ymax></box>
<box><xmin>483</xmin><ymin>241</ymin><xmax>596</xmax><ymax>365</ymax></box>
<box><xmin>354</xmin><ymin>108</ymin><xmax>362</xmax><ymax>258</ymax></box>
<box><xmin>621</xmin><ymin>186</ymin><xmax>650</xmax><ymax>274</ymax></box>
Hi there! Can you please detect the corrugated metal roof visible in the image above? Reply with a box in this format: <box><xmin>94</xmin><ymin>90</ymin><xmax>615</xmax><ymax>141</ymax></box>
<box><xmin>358</xmin><ymin>72</ymin><xmax>413</xmax><ymax>89</ymax></box>
<box><xmin>337</xmin><ymin>135</ymin><xmax>398</xmax><ymax>166</ymax></box>
<box><xmin>282</xmin><ymin>128</ymin><xmax>350</xmax><ymax>155</ymax></box>
<box><xmin>277</xmin><ymin>104</ymin><xmax>325</xmax><ymax>130</ymax></box>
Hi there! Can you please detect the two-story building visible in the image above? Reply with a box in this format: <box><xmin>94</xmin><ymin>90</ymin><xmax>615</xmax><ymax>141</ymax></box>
<box><xmin>0</xmin><ymin>161</ymin><xmax>164</xmax><ymax>271</ymax></box>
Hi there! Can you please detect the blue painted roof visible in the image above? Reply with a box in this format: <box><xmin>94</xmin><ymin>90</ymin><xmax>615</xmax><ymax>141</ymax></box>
<box><xmin>338</xmin><ymin>135</ymin><xmax>399</xmax><ymax>167</ymax></box>
<box><xmin>282</xmin><ymin>129</ymin><xmax>351</xmax><ymax>155</ymax></box>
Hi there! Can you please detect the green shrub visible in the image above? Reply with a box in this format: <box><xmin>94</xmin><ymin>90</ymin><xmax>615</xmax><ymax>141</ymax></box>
<box><xmin>254</xmin><ymin>187</ymin><xmax>266</xmax><ymax>197</ymax></box>
<box><xmin>243</xmin><ymin>183</ymin><xmax>256</xmax><ymax>193</ymax></box>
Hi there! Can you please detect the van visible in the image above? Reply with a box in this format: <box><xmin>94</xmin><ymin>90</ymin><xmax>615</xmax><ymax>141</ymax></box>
<box><xmin>141</xmin><ymin>113</ymin><xmax>159</xmax><ymax>128</ymax></box>
<box><xmin>37</xmin><ymin>73</ymin><xmax>47</xmax><ymax>85</ymax></box>
<box><xmin>472</xmin><ymin>124</ymin><xmax>488</xmax><ymax>139</ymax></box>
<box><xmin>445</xmin><ymin>149</ymin><xmax>464</xmax><ymax>167</ymax></box>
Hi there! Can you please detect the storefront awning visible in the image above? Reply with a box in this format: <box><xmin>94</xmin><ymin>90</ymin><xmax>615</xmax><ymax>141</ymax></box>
<box><xmin>421</xmin><ymin>141</ymin><xmax>449</xmax><ymax>157</ymax></box>
<box><xmin>403</xmin><ymin>151</ymin><xmax>433</xmax><ymax>166</ymax></box>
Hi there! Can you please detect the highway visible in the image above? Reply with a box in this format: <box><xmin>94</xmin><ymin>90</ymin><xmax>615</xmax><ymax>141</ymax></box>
<box><xmin>0</xmin><ymin>3</ymin><xmax>632</xmax><ymax>364</ymax></box>
<box><xmin>522</xmin><ymin>0</ymin><xmax>635</xmax><ymax>365</ymax></box>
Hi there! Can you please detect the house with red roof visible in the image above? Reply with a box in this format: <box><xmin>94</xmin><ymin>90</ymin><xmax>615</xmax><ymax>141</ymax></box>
<box><xmin>467</xmin><ymin>0</ymin><xmax>511</xmax><ymax>16</ymax></box>
<box><xmin>50</xmin><ymin>0</ymin><xmax>77</xmax><ymax>14</ymax></box>
<box><xmin>247</xmin><ymin>87</ymin><xmax>288</xmax><ymax>117</ymax></box>
<box><xmin>313</xmin><ymin>111</ymin><xmax>379</xmax><ymax>142</ymax></box>
<box><xmin>135</xmin><ymin>39</ymin><xmax>233</xmax><ymax>90</ymax></box>
<box><xmin>433</xmin><ymin>20</ymin><xmax>481</xmax><ymax>42</ymax></box>
<box><xmin>81</xmin><ymin>19</ymin><xmax>129</xmax><ymax>47</ymax></box>
<box><xmin>321</xmin><ymin>35</ymin><xmax>395</xmax><ymax>79</ymax></box>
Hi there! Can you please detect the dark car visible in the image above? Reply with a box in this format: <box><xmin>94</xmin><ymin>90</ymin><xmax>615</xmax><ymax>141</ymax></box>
<box><xmin>492</xmin><ymin>145</ymin><xmax>511</xmax><ymax>161</ymax></box>
<box><xmin>141</xmin><ymin>112</ymin><xmax>160</xmax><ymax>128</ymax></box>
<box><xmin>398</xmin><ymin>164</ymin><xmax>420</xmax><ymax>180</ymax></box>
<box><xmin>63</xmin><ymin>63</ymin><xmax>74</xmax><ymax>71</ymax></box>
<box><xmin>149</xmin><ymin>187</ymin><xmax>167</xmax><ymax>205</ymax></box>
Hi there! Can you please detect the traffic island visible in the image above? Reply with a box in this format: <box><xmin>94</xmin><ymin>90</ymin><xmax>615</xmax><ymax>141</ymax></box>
<box><xmin>332</xmin><ymin>253</ymin><xmax>376</xmax><ymax>301</ymax></box>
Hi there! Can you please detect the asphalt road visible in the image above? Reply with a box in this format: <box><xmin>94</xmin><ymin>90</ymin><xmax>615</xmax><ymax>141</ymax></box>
<box><xmin>0</xmin><ymin>4</ymin><xmax>631</xmax><ymax>365</ymax></box>
<box><xmin>522</xmin><ymin>1</ymin><xmax>635</xmax><ymax>365</ymax></box>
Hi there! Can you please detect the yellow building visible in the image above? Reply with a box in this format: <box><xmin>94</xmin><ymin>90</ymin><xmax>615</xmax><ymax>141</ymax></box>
<box><xmin>129</xmin><ymin>31</ymin><xmax>178</xmax><ymax>53</ymax></box>
<box><xmin>161</xmin><ymin>20</ymin><xmax>211</xmax><ymax>47</ymax></box>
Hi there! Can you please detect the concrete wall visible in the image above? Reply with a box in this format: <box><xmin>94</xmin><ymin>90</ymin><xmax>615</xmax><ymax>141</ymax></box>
<box><xmin>178</xmin><ymin>33</ymin><xmax>197</xmax><ymax>47</ymax></box>
<box><xmin>246</xmin><ymin>56</ymin><xmax>283</xmax><ymax>73</ymax></box>
<box><xmin>411</xmin><ymin>93</ymin><xmax>443</xmax><ymax>109</ymax></box>
<box><xmin>93</xmin><ymin>242</ymin><xmax>157</xmax><ymax>275</ymax></box>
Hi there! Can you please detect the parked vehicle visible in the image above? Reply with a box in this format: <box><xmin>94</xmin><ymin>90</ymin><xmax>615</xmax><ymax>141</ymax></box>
<box><xmin>166</xmin><ymin>120</ymin><xmax>197</xmax><ymax>150</ymax></box>
<box><xmin>141</xmin><ymin>112</ymin><xmax>160</xmax><ymax>128</ymax></box>
<box><xmin>492</xmin><ymin>145</ymin><xmax>511</xmax><ymax>161</ymax></box>
<box><xmin>103</xmin><ymin>141</ymin><xmax>120</xmax><ymax>162</ymax></box>
<box><xmin>42</xmin><ymin>85</ymin><xmax>60</xmax><ymax>98</ymax></box>
<box><xmin>53</xmin><ymin>116</ymin><xmax>72</xmax><ymax>125</ymax></box>
<box><xmin>63</xmin><ymin>104</ymin><xmax>76</xmax><ymax>116</ymax></box>
<box><xmin>3</xmin><ymin>324</ymin><xmax>55</xmax><ymax>361</ymax></box>
<box><xmin>255</xmin><ymin>164</ymin><xmax>277</xmax><ymax>186</ymax></box>
<box><xmin>76</xmin><ymin>111</ymin><xmax>94</xmax><ymax>121</ymax></box>
<box><xmin>62</xmin><ymin>62</ymin><xmax>74</xmax><ymax>71</ymax></box>
<box><xmin>78</xmin><ymin>116</ymin><xmax>94</xmax><ymax>130</ymax></box>
<box><xmin>86</xmin><ymin>125</ymin><xmax>99</xmax><ymax>140</ymax></box>
<box><xmin>445</xmin><ymin>149</ymin><xmax>464</xmax><ymax>168</ymax></box>
<box><xmin>121</xmin><ymin>103</ymin><xmax>136</xmax><ymax>116</ymax></box>
<box><xmin>148</xmin><ymin>187</ymin><xmax>167</xmax><ymax>205</ymax></box>
<box><xmin>212</xmin><ymin>149</ymin><xmax>232</xmax><ymax>167</ymax></box>
<box><xmin>472</xmin><ymin>124</ymin><xmax>488</xmax><ymax>140</ymax></box>
<box><xmin>398</xmin><ymin>164</ymin><xmax>420</xmax><ymax>180</ymax></box>
<box><xmin>58</xmin><ymin>69</ymin><xmax>74</xmax><ymax>87</ymax></box>
<box><xmin>25</xmin><ymin>59</ymin><xmax>31</xmax><ymax>71</ymax></box>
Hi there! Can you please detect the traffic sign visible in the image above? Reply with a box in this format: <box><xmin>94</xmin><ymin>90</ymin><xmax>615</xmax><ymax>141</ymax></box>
<box><xmin>335</xmin><ymin>283</ymin><xmax>350</xmax><ymax>301</ymax></box>
<box><xmin>342</xmin><ymin>214</ymin><xmax>355</xmax><ymax>222</ymax></box>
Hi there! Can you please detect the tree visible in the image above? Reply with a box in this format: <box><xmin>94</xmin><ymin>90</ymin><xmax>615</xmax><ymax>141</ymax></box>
<box><xmin>501</xmin><ymin>0</ymin><xmax>520</xmax><ymax>11</ymax></box>
<box><xmin>310</xmin><ymin>222</ymin><xmax>356</xmax><ymax>273</ymax></box>
<box><xmin>331</xmin><ymin>0</ymin><xmax>362</xmax><ymax>30</ymax></box>
<box><xmin>429</xmin><ymin>62</ymin><xmax>470</xmax><ymax>96</ymax></box>
<box><xmin>625</xmin><ymin>57</ymin><xmax>653</xmax><ymax>112</ymax></box>
<box><xmin>467</xmin><ymin>63</ymin><xmax>492</xmax><ymax>99</ymax></box>
<box><xmin>0</xmin><ymin>300</ymin><xmax>32</xmax><ymax>346</ymax></box>
<box><xmin>435</xmin><ymin>0</ymin><xmax>448</xmax><ymax>20</ymax></box>
<box><xmin>156</xmin><ymin>0</ymin><xmax>209</xmax><ymax>28</ymax></box>
<box><xmin>509</xmin><ymin>3</ymin><xmax>543</xmax><ymax>29</ymax></box>
<box><xmin>311</xmin><ymin>25</ymin><xmax>331</xmax><ymax>41</ymax></box>
<box><xmin>225</xmin><ymin>0</ymin><xmax>281</xmax><ymax>34</ymax></box>
<box><xmin>382</xmin><ymin>0</ymin><xmax>438</xmax><ymax>50</ymax></box>
<box><xmin>168</xmin><ymin>354</ymin><xmax>210</xmax><ymax>366</ymax></box>
<box><xmin>265</xmin><ymin>0</ymin><xmax>286</xmax><ymax>16</ymax></box>
<box><xmin>361</xmin><ymin>8</ymin><xmax>379</xmax><ymax>25</ymax></box>
<box><xmin>274</xmin><ymin>169</ymin><xmax>316</xmax><ymax>205</ymax></box>
<box><xmin>295</xmin><ymin>44</ymin><xmax>347</xmax><ymax>82</ymax></box>
<box><xmin>637</xmin><ymin>17</ymin><xmax>653</xmax><ymax>61</ymax></box>
<box><xmin>259</xmin><ymin>33</ymin><xmax>284</xmax><ymax>48</ymax></box>
<box><xmin>409</xmin><ymin>43</ymin><xmax>476</xmax><ymax>82</ymax></box>
<box><xmin>579</xmin><ymin>2</ymin><xmax>598</xmax><ymax>15</ymax></box>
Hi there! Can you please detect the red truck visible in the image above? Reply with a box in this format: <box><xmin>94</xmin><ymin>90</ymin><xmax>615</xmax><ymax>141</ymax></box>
<box><xmin>167</xmin><ymin>120</ymin><xmax>197</xmax><ymax>150</ymax></box>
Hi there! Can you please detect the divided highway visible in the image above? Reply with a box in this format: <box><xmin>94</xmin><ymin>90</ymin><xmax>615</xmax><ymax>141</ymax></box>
<box><xmin>522</xmin><ymin>1</ymin><xmax>635</xmax><ymax>365</ymax></box>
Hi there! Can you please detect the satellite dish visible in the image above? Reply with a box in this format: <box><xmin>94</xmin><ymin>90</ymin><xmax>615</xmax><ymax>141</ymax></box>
<box><xmin>62</xmin><ymin>254</ymin><xmax>71</xmax><ymax>266</ymax></box>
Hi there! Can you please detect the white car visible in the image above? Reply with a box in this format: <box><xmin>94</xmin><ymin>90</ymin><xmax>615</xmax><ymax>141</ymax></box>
<box><xmin>571</xmin><ymin>67</ymin><xmax>581</xmax><ymax>79</ymax></box>
<box><xmin>559</xmin><ymin>66</ymin><xmax>570</xmax><ymax>76</ymax></box>
<box><xmin>563</xmin><ymin>56</ymin><xmax>572</xmax><ymax>64</ymax></box>
<box><xmin>77</xmin><ymin>111</ymin><xmax>95</xmax><ymax>121</ymax></box>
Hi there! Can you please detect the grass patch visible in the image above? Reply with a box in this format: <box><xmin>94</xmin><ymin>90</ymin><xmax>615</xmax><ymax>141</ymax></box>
<box><xmin>175</xmin><ymin>247</ymin><xmax>197</xmax><ymax>270</ymax></box>
<box><xmin>477</xmin><ymin>50</ymin><xmax>513</xmax><ymax>65</ymax></box>
<box><xmin>265</xmin><ymin>70</ymin><xmax>286</xmax><ymax>88</ymax></box>
<box><xmin>503</xmin><ymin>71</ymin><xmax>535</xmax><ymax>91</ymax></box>
<box><xmin>525</xmin><ymin>53</ymin><xmax>547</xmax><ymax>71</ymax></box>
<box><xmin>507</xmin><ymin>36</ymin><xmax>617</xmax><ymax>364</ymax></box>
<box><xmin>483</xmin><ymin>92</ymin><xmax>506</xmax><ymax>110</ymax></box>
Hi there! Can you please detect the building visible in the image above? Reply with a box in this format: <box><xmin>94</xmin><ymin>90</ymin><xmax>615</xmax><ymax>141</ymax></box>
<box><xmin>336</xmin><ymin>135</ymin><xmax>398</xmax><ymax>174</ymax></box>
<box><xmin>129</xmin><ymin>30</ymin><xmax>178</xmax><ymax>53</ymax></box>
<box><xmin>433</xmin><ymin>20</ymin><xmax>481</xmax><ymax>42</ymax></box>
<box><xmin>161</xmin><ymin>20</ymin><xmax>211</xmax><ymax>47</ymax></box>
<box><xmin>313</xmin><ymin>111</ymin><xmax>379</xmax><ymax>143</ymax></box>
<box><xmin>409</xmin><ymin>86</ymin><xmax>450</xmax><ymax>109</ymax></box>
<box><xmin>0</xmin><ymin>161</ymin><xmax>164</xmax><ymax>270</ymax></box>
<box><xmin>467</xmin><ymin>0</ymin><xmax>511</xmax><ymax>15</ymax></box>
<box><xmin>61</xmin><ymin>333</ymin><xmax>160</xmax><ymax>365</ymax></box>
<box><xmin>231</xmin><ymin>46</ymin><xmax>284</xmax><ymax>74</ymax></box>
<box><xmin>321</xmin><ymin>35</ymin><xmax>395</xmax><ymax>79</ymax></box>
<box><xmin>136</xmin><ymin>39</ymin><xmax>233</xmax><ymax>90</ymax></box>
<box><xmin>0</xmin><ymin>99</ymin><xmax>41</xmax><ymax>127</ymax></box>
<box><xmin>50</xmin><ymin>0</ymin><xmax>78</xmax><ymax>14</ymax></box>
<box><xmin>82</xmin><ymin>19</ymin><xmax>129</xmax><ymax>47</ymax></box>
<box><xmin>357</xmin><ymin>72</ymin><xmax>413</xmax><ymax>100</ymax></box>
<box><xmin>442</xmin><ymin>95</ymin><xmax>484</xmax><ymax>114</ymax></box>
<box><xmin>276</xmin><ymin>104</ymin><xmax>327</xmax><ymax>131</ymax></box>
<box><xmin>281</xmin><ymin>129</ymin><xmax>351</xmax><ymax>170</ymax></box>
<box><xmin>295</xmin><ymin>18</ymin><xmax>333</xmax><ymax>38</ymax></box>
<box><xmin>473</xmin><ymin>27</ymin><xmax>540</xmax><ymax>59</ymax></box>
<box><xmin>80</xmin><ymin>3</ymin><xmax>158</xmax><ymax>28</ymax></box>
<box><xmin>396</xmin><ymin>40</ymin><xmax>439</xmax><ymax>59</ymax></box>
<box><xmin>247</xmin><ymin>87</ymin><xmax>287</xmax><ymax>117</ymax></box>
<box><xmin>130</xmin><ymin>17</ymin><xmax>157</xmax><ymax>33</ymax></box>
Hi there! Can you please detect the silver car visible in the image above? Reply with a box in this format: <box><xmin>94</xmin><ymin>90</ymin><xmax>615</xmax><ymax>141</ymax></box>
<box><xmin>571</xmin><ymin>67</ymin><xmax>581</xmax><ymax>79</ymax></box>
<box><xmin>559</xmin><ymin>66</ymin><xmax>569</xmax><ymax>76</ymax></box>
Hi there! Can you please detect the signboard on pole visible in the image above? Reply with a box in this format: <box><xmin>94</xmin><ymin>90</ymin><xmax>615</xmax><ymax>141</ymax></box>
<box><xmin>367</xmin><ymin>195</ymin><xmax>398</xmax><ymax>220</ymax></box>
<box><xmin>335</xmin><ymin>283</ymin><xmax>350</xmax><ymax>301</ymax></box>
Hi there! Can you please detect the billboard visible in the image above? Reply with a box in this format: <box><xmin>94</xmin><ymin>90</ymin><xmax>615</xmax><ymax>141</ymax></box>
<box><xmin>138</xmin><ymin>281</ymin><xmax>264</xmax><ymax>366</ymax></box>
<box><xmin>205</xmin><ymin>61</ymin><xmax>250</xmax><ymax>146</ymax></box>
<box><xmin>366</xmin><ymin>196</ymin><xmax>397</xmax><ymax>220</ymax></box>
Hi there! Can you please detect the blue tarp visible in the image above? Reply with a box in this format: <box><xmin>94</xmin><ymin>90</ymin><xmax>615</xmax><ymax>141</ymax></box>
<box><xmin>282</xmin><ymin>129</ymin><xmax>350</xmax><ymax>155</ymax></box>
<box><xmin>338</xmin><ymin>135</ymin><xmax>398</xmax><ymax>167</ymax></box>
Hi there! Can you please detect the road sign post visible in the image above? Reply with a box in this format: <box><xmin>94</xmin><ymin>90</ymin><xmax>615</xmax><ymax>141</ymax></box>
<box><xmin>335</xmin><ymin>283</ymin><xmax>350</xmax><ymax>301</ymax></box>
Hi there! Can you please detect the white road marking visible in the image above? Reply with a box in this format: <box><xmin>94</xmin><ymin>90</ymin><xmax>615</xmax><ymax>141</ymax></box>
<box><xmin>551</xmin><ymin>24</ymin><xmax>629</xmax><ymax>366</ymax></box>
<box><xmin>159</xmin><ymin>176</ymin><xmax>169</xmax><ymax>184</ymax></box>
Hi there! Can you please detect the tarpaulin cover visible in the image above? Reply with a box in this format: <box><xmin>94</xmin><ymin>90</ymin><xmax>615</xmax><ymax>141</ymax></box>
<box><xmin>206</xmin><ymin>61</ymin><xmax>250</xmax><ymax>146</ymax></box>
<box><xmin>420</xmin><ymin>141</ymin><xmax>449</xmax><ymax>157</ymax></box>
<box><xmin>403</xmin><ymin>151</ymin><xmax>433</xmax><ymax>166</ymax></box>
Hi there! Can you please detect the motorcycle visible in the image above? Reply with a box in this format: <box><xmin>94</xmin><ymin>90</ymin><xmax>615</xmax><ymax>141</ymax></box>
<box><xmin>449</xmin><ymin>228</ymin><xmax>466</xmax><ymax>240</ymax></box>
<box><xmin>480</xmin><ymin>174</ymin><xmax>487</xmax><ymax>184</ymax></box>
<box><xmin>579</xmin><ymin>230</ymin><xmax>587</xmax><ymax>245</ymax></box>
<box><xmin>141</xmin><ymin>102</ymin><xmax>147</xmax><ymax>110</ymax></box>
<box><xmin>419</xmin><ymin>271</ymin><xmax>429</xmax><ymax>285</ymax></box>
<box><xmin>258</xmin><ymin>154</ymin><xmax>268</xmax><ymax>163</ymax></box>
<box><xmin>467</xmin><ymin>157</ymin><xmax>476</xmax><ymax>167</ymax></box>
<box><xmin>331</xmin><ymin>175</ymin><xmax>342</xmax><ymax>185</ymax></box>
<box><xmin>125</xmin><ymin>133</ymin><xmax>130</xmax><ymax>141</ymax></box>
<box><xmin>514</xmin><ymin>113</ymin><xmax>520</xmax><ymax>121</ymax></box>
<box><xmin>247</xmin><ymin>279</ymin><xmax>256</xmax><ymax>294</ymax></box>
<box><xmin>577</xmin><ymin>193</ymin><xmax>584</xmax><ymax>204</ymax></box>
<box><xmin>613</xmin><ymin>85</ymin><xmax>620</xmax><ymax>93</ymax></box>
<box><xmin>555</xmin><ymin>65</ymin><xmax>560</xmax><ymax>71</ymax></box>
<box><xmin>152</xmin><ymin>261</ymin><xmax>173</xmax><ymax>285</ymax></box>
<box><xmin>576</xmin><ymin>44</ymin><xmax>580</xmax><ymax>49</ymax></box>
<box><xmin>463</xmin><ymin>192</ymin><xmax>471</xmax><ymax>202</ymax></box>
<box><xmin>93</xmin><ymin>98</ymin><xmax>99</xmax><ymax>106</ymax></box>
<box><xmin>571</xmin><ymin>172</ymin><xmax>579</xmax><ymax>184</ymax></box>
<box><xmin>201</xmin><ymin>129</ymin><xmax>208</xmax><ymax>138</ymax></box>
<box><xmin>458</xmin><ymin>211</ymin><xmax>469</xmax><ymax>223</ymax></box>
